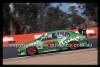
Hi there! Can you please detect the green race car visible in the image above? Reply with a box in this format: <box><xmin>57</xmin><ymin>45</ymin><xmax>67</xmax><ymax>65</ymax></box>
<box><xmin>17</xmin><ymin>30</ymin><xmax>88</xmax><ymax>56</ymax></box>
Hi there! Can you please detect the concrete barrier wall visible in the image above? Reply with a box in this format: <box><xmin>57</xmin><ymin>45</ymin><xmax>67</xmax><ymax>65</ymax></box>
<box><xmin>3</xmin><ymin>27</ymin><xmax>98</xmax><ymax>45</ymax></box>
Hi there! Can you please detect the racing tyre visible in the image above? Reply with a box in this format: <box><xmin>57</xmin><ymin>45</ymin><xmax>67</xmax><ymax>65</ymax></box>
<box><xmin>26</xmin><ymin>46</ymin><xmax>38</xmax><ymax>56</ymax></box>
<box><xmin>68</xmin><ymin>41</ymin><xmax>78</xmax><ymax>50</ymax></box>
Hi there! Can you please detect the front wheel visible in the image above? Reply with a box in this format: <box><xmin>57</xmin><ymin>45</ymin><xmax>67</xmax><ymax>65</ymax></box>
<box><xmin>26</xmin><ymin>46</ymin><xmax>37</xmax><ymax>56</ymax></box>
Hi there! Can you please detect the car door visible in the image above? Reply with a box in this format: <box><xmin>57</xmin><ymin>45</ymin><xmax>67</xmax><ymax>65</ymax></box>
<box><xmin>41</xmin><ymin>33</ymin><xmax>60</xmax><ymax>52</ymax></box>
<box><xmin>56</xmin><ymin>32</ymin><xmax>71</xmax><ymax>50</ymax></box>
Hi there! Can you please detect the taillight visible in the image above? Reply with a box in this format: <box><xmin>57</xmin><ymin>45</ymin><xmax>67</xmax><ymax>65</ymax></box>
<box><xmin>83</xmin><ymin>29</ymin><xmax>86</xmax><ymax>35</ymax></box>
<box><xmin>83</xmin><ymin>31</ymin><xmax>86</xmax><ymax>34</ymax></box>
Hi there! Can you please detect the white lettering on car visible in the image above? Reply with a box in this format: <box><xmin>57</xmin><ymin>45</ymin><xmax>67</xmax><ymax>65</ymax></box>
<box><xmin>58</xmin><ymin>35</ymin><xmax>85</xmax><ymax>45</ymax></box>
<box><xmin>37</xmin><ymin>42</ymin><xmax>43</xmax><ymax>49</ymax></box>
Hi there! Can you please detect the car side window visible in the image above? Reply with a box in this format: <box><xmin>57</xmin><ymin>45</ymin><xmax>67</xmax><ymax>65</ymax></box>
<box><xmin>57</xmin><ymin>32</ymin><xmax>70</xmax><ymax>38</ymax></box>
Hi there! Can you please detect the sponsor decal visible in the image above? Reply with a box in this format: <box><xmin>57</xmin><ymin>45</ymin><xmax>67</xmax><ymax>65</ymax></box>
<box><xmin>58</xmin><ymin>35</ymin><xmax>85</xmax><ymax>46</ymax></box>
<box><xmin>74</xmin><ymin>30</ymin><xmax>94</xmax><ymax>34</ymax></box>
<box><xmin>75</xmin><ymin>31</ymin><xmax>79</xmax><ymax>34</ymax></box>
<box><xmin>34</xmin><ymin>33</ymin><xmax>47</xmax><ymax>39</ymax></box>
<box><xmin>37</xmin><ymin>42</ymin><xmax>43</xmax><ymax>49</ymax></box>
<box><xmin>3</xmin><ymin>37</ymin><xmax>14</xmax><ymax>42</ymax></box>
<box><xmin>34</xmin><ymin>35</ymin><xmax>42</xmax><ymax>39</ymax></box>
<box><xmin>86</xmin><ymin>30</ymin><xmax>94</xmax><ymax>34</ymax></box>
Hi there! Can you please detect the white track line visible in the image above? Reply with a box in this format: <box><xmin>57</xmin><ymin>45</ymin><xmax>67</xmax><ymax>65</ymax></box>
<box><xmin>59</xmin><ymin>48</ymin><xmax>96</xmax><ymax>54</ymax></box>
<box><xmin>3</xmin><ymin>48</ymin><xmax>96</xmax><ymax>61</ymax></box>
<box><xmin>37</xmin><ymin>48</ymin><xmax>96</xmax><ymax>56</ymax></box>
<box><xmin>3</xmin><ymin>56</ymin><xmax>30</xmax><ymax>61</ymax></box>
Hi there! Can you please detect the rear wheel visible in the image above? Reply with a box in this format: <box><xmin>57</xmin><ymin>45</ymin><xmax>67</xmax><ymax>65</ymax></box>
<box><xmin>26</xmin><ymin>46</ymin><xmax>37</xmax><ymax>56</ymax></box>
<box><xmin>69</xmin><ymin>41</ymin><xmax>78</xmax><ymax>50</ymax></box>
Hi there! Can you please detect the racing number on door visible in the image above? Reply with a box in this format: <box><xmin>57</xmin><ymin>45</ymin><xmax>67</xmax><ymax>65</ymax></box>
<box><xmin>44</xmin><ymin>40</ymin><xmax>55</xmax><ymax>47</ymax></box>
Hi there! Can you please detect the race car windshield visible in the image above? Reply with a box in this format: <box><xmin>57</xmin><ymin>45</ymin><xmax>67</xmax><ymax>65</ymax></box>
<box><xmin>36</xmin><ymin>35</ymin><xmax>45</xmax><ymax>40</ymax></box>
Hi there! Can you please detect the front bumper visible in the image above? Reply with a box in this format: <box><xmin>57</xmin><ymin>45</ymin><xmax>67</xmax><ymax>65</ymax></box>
<box><xmin>17</xmin><ymin>49</ymin><xmax>27</xmax><ymax>56</ymax></box>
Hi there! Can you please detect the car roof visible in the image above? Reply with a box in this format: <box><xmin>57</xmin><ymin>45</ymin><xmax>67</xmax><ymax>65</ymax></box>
<box><xmin>47</xmin><ymin>30</ymin><xmax>71</xmax><ymax>34</ymax></box>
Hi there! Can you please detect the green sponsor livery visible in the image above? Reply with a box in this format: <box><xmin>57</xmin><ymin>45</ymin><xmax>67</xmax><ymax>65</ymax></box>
<box><xmin>17</xmin><ymin>30</ymin><xmax>88</xmax><ymax>56</ymax></box>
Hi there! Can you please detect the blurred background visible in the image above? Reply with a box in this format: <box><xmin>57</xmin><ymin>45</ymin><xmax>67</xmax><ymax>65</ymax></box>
<box><xmin>3</xmin><ymin>3</ymin><xmax>98</xmax><ymax>36</ymax></box>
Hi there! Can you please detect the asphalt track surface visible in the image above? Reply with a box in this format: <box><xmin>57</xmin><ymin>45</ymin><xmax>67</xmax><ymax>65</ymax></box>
<box><xmin>3</xmin><ymin>38</ymin><xmax>98</xmax><ymax>59</ymax></box>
